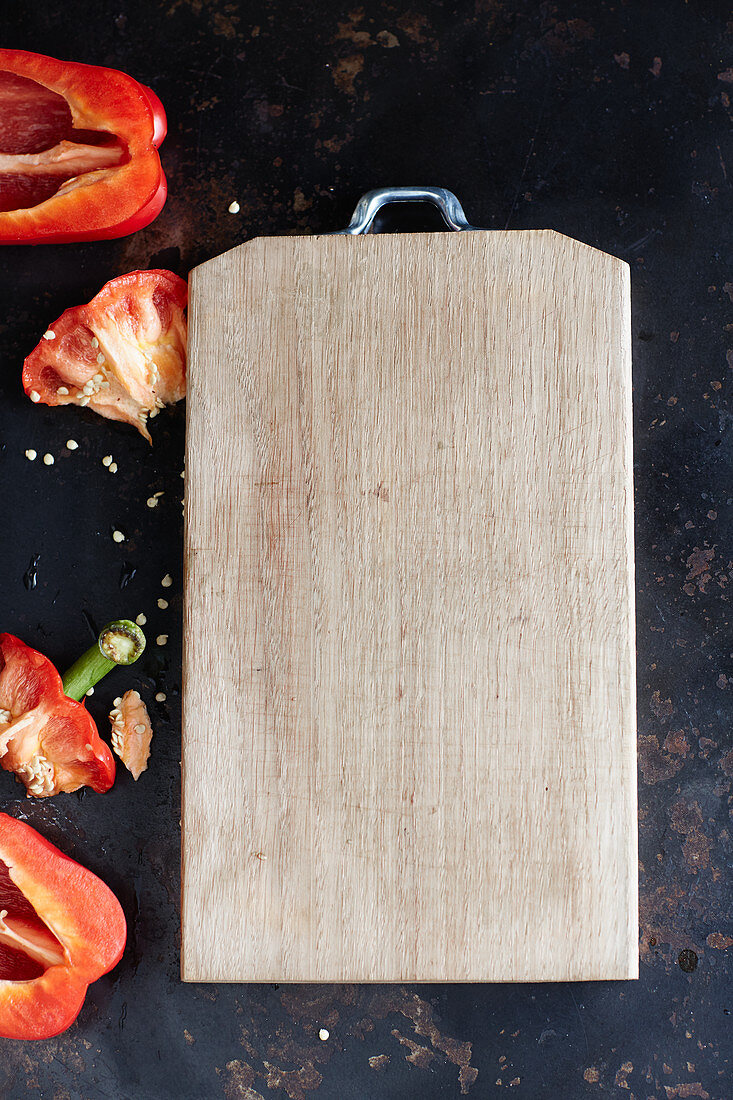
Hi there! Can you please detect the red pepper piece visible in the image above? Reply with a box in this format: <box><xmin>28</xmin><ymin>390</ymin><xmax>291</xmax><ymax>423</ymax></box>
<box><xmin>0</xmin><ymin>49</ymin><xmax>167</xmax><ymax>243</ymax></box>
<box><xmin>0</xmin><ymin>814</ymin><xmax>126</xmax><ymax>1040</ymax></box>
<box><xmin>0</xmin><ymin>634</ymin><xmax>115</xmax><ymax>797</ymax></box>
<box><xmin>22</xmin><ymin>269</ymin><xmax>187</xmax><ymax>441</ymax></box>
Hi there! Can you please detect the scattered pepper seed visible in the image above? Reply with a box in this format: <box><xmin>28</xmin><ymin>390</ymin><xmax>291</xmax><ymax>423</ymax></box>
<box><xmin>102</xmin><ymin>455</ymin><xmax>113</xmax><ymax>467</ymax></box>
<box><xmin>96</xmin><ymin>352</ymin><xmax>105</xmax><ymax>365</ymax></box>
<box><xmin>156</xmin><ymin>634</ymin><xmax>168</xmax><ymax>646</ymax></box>
<box><xmin>66</xmin><ymin>439</ymin><xmax>78</xmax><ymax>450</ymax></box>
<box><xmin>29</xmin><ymin>390</ymin><xmax>40</xmax><ymax>403</ymax></box>
<box><xmin>228</xmin><ymin>200</ymin><xmax>240</xmax><ymax>213</ymax></box>
<box><xmin>136</xmin><ymin>613</ymin><xmax>147</xmax><ymax>626</ymax></box>
<box><xmin>147</xmin><ymin>497</ymin><xmax>159</xmax><ymax>509</ymax></box>
<box><xmin>91</xmin><ymin>336</ymin><xmax>99</xmax><ymax>348</ymax></box>
<box><xmin>86</xmin><ymin>687</ymin><xmax>94</xmax><ymax>696</ymax></box>
<box><xmin>157</xmin><ymin>598</ymin><xmax>168</xmax><ymax>609</ymax></box>
<box><xmin>109</xmin><ymin>462</ymin><xmax>118</xmax><ymax>473</ymax></box>
<box><xmin>161</xmin><ymin>574</ymin><xmax>173</xmax><ymax>588</ymax></box>
<box><xmin>155</xmin><ymin>692</ymin><xmax>166</xmax><ymax>702</ymax></box>
<box><xmin>319</xmin><ymin>1029</ymin><xmax>329</xmax><ymax>1041</ymax></box>
<box><xmin>25</xmin><ymin>449</ymin><xmax>37</xmax><ymax>461</ymax></box>
<box><xmin>113</xmin><ymin>696</ymin><xmax>122</xmax><ymax>707</ymax></box>
<box><xmin>42</xmin><ymin>330</ymin><xmax>55</xmax><ymax>340</ymax></box>
<box><xmin>112</xmin><ymin>530</ymin><xmax>125</xmax><ymax>543</ymax></box>
<box><xmin>43</xmin><ymin>453</ymin><xmax>54</xmax><ymax>465</ymax></box>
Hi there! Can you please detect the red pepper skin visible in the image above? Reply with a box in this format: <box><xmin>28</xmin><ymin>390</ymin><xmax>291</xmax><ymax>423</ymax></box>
<box><xmin>0</xmin><ymin>814</ymin><xmax>126</xmax><ymax>1040</ymax></box>
<box><xmin>0</xmin><ymin>634</ymin><xmax>115</xmax><ymax>797</ymax></box>
<box><xmin>0</xmin><ymin>49</ymin><xmax>167</xmax><ymax>243</ymax></box>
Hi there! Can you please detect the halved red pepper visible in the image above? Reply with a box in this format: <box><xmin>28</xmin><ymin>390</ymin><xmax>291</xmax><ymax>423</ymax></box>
<box><xmin>0</xmin><ymin>813</ymin><xmax>126</xmax><ymax>1039</ymax></box>
<box><xmin>0</xmin><ymin>622</ymin><xmax>145</xmax><ymax>797</ymax></box>
<box><xmin>0</xmin><ymin>634</ymin><xmax>115</xmax><ymax>796</ymax></box>
<box><xmin>0</xmin><ymin>49</ymin><xmax>167</xmax><ymax>243</ymax></box>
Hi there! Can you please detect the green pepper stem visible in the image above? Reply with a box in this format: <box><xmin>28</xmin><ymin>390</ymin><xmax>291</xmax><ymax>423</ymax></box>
<box><xmin>62</xmin><ymin>620</ymin><xmax>146</xmax><ymax>701</ymax></box>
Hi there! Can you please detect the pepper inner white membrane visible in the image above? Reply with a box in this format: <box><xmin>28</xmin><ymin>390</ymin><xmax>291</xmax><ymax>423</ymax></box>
<box><xmin>0</xmin><ymin>70</ymin><xmax>128</xmax><ymax>212</ymax></box>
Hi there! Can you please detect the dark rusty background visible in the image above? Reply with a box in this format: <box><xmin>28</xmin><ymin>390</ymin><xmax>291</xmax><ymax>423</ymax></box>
<box><xmin>1</xmin><ymin>1</ymin><xmax>732</xmax><ymax>1097</ymax></box>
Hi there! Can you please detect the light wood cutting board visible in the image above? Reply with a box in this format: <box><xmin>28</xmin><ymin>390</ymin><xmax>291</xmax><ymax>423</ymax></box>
<box><xmin>181</xmin><ymin>226</ymin><xmax>637</xmax><ymax>983</ymax></box>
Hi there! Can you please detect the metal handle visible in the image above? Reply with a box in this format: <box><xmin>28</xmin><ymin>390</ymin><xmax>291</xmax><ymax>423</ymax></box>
<box><xmin>331</xmin><ymin>186</ymin><xmax>479</xmax><ymax>235</ymax></box>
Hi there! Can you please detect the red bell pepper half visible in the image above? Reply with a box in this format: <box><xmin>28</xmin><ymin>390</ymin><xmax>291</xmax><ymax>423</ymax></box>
<box><xmin>0</xmin><ymin>634</ymin><xmax>115</xmax><ymax>797</ymax></box>
<box><xmin>0</xmin><ymin>813</ymin><xmax>126</xmax><ymax>1039</ymax></box>
<box><xmin>0</xmin><ymin>49</ymin><xmax>167</xmax><ymax>243</ymax></box>
<box><xmin>0</xmin><ymin>622</ymin><xmax>146</xmax><ymax>798</ymax></box>
<box><xmin>23</xmin><ymin>269</ymin><xmax>187</xmax><ymax>441</ymax></box>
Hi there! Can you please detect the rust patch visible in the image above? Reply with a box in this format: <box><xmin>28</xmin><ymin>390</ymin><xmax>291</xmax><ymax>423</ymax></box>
<box><xmin>584</xmin><ymin>1066</ymin><xmax>601</xmax><ymax>1082</ymax></box>
<box><xmin>262</xmin><ymin>1060</ymin><xmax>322</xmax><ymax>1100</ymax></box>
<box><xmin>663</xmin><ymin>1085</ymin><xmax>710</xmax><ymax>1098</ymax></box>
<box><xmin>369</xmin><ymin>989</ymin><xmax>479</xmax><ymax>1093</ymax></box>
<box><xmin>706</xmin><ymin>932</ymin><xmax>733</xmax><ymax>948</ymax></box>
<box><xmin>684</xmin><ymin>547</ymin><xmax>715</xmax><ymax>594</ymax></box>
<box><xmin>220</xmin><ymin>1060</ymin><xmax>264</xmax><ymax>1100</ymax></box>
<box><xmin>670</xmin><ymin>799</ymin><xmax>713</xmax><ymax>874</ymax></box>
<box><xmin>639</xmin><ymin>881</ymin><xmax>704</xmax><ymax>966</ymax></box>
<box><xmin>397</xmin><ymin>12</ymin><xmax>430</xmax><ymax>43</ymax></box>
<box><xmin>682</xmin><ymin>830</ymin><xmax>713</xmax><ymax>873</ymax></box>
<box><xmin>670</xmin><ymin>798</ymin><xmax>704</xmax><ymax>834</ymax></box>
<box><xmin>224</xmin><ymin>985</ymin><xmax>477</xmax><ymax>1094</ymax></box>
<box><xmin>614</xmin><ymin>1060</ymin><xmax>633</xmax><ymax>1088</ymax></box>
<box><xmin>392</xmin><ymin>1028</ymin><xmax>436</xmax><ymax>1068</ymax></box>
<box><xmin>638</xmin><ymin>734</ymin><xmax>684</xmax><ymax>784</ymax></box>
<box><xmin>650</xmin><ymin>690</ymin><xmax>675</xmax><ymax>719</ymax></box>
<box><xmin>332</xmin><ymin>54</ymin><xmax>365</xmax><ymax>95</ymax></box>
<box><xmin>335</xmin><ymin>10</ymin><xmax>374</xmax><ymax>47</ymax></box>
<box><xmin>614</xmin><ymin>52</ymin><xmax>630</xmax><ymax>68</ymax></box>
<box><xmin>377</xmin><ymin>30</ymin><xmax>400</xmax><ymax>48</ymax></box>
<box><xmin>720</xmin><ymin>748</ymin><xmax>733</xmax><ymax>776</ymax></box>
<box><xmin>664</xmin><ymin>729</ymin><xmax>690</xmax><ymax>756</ymax></box>
<box><xmin>280</xmin><ymin>984</ymin><xmax>357</xmax><ymax>1025</ymax></box>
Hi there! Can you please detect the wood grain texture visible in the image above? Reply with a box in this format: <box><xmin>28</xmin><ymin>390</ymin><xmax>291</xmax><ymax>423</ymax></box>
<box><xmin>182</xmin><ymin>230</ymin><xmax>637</xmax><ymax>983</ymax></box>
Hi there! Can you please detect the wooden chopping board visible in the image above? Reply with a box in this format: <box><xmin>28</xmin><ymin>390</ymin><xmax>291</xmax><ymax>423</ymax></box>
<box><xmin>181</xmin><ymin>228</ymin><xmax>637</xmax><ymax>983</ymax></box>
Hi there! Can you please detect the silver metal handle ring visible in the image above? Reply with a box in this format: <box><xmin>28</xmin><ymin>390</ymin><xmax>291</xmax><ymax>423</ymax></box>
<box><xmin>331</xmin><ymin>187</ymin><xmax>479</xmax><ymax>235</ymax></box>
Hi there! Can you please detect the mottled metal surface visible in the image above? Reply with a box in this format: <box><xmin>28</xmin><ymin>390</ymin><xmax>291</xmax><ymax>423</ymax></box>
<box><xmin>0</xmin><ymin>1</ymin><xmax>731</xmax><ymax>1097</ymax></box>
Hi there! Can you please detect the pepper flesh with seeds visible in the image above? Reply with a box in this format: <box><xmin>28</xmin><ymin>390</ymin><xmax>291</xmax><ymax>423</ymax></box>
<box><xmin>0</xmin><ymin>633</ymin><xmax>115</xmax><ymax>797</ymax></box>
<box><xmin>0</xmin><ymin>49</ymin><xmax>167</xmax><ymax>243</ymax></box>
<box><xmin>110</xmin><ymin>690</ymin><xmax>153</xmax><ymax>780</ymax></box>
<box><xmin>22</xmin><ymin>269</ymin><xmax>187</xmax><ymax>441</ymax></box>
<box><xmin>0</xmin><ymin>813</ymin><xmax>126</xmax><ymax>1039</ymax></box>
